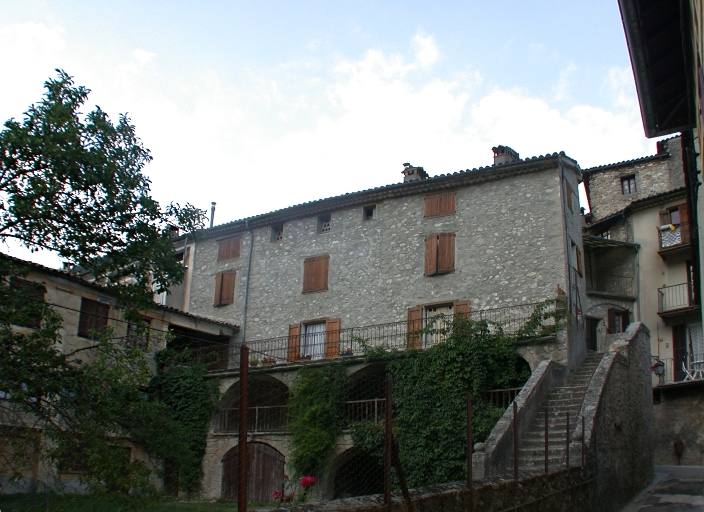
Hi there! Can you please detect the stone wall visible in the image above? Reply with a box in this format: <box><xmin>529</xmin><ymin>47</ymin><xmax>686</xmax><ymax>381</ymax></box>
<box><xmin>652</xmin><ymin>382</ymin><xmax>704</xmax><ymax>465</ymax></box>
<box><xmin>186</xmin><ymin>164</ymin><xmax>580</xmax><ymax>347</ymax></box>
<box><xmin>577</xmin><ymin>322</ymin><xmax>654</xmax><ymax>512</ymax></box>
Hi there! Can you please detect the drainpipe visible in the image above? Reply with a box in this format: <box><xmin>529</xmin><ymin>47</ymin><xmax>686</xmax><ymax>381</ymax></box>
<box><xmin>241</xmin><ymin>219</ymin><xmax>254</xmax><ymax>345</ymax></box>
<box><xmin>558</xmin><ymin>156</ymin><xmax>575</xmax><ymax>375</ymax></box>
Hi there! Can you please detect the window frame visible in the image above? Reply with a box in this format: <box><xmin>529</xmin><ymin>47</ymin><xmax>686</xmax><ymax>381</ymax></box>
<box><xmin>621</xmin><ymin>175</ymin><xmax>636</xmax><ymax>195</ymax></box>
<box><xmin>270</xmin><ymin>223</ymin><xmax>284</xmax><ymax>242</ymax></box>
<box><xmin>424</xmin><ymin>233</ymin><xmax>456</xmax><ymax>276</ymax></box>
<box><xmin>363</xmin><ymin>204</ymin><xmax>377</xmax><ymax>221</ymax></box>
<box><xmin>303</xmin><ymin>255</ymin><xmax>330</xmax><ymax>293</ymax></box>
<box><xmin>217</xmin><ymin>236</ymin><xmax>241</xmax><ymax>261</ymax></box>
<box><xmin>77</xmin><ymin>298</ymin><xmax>110</xmax><ymax>340</ymax></box>
<box><xmin>10</xmin><ymin>278</ymin><xmax>46</xmax><ymax>329</ymax></box>
<box><xmin>317</xmin><ymin>214</ymin><xmax>332</xmax><ymax>234</ymax></box>
<box><xmin>214</xmin><ymin>270</ymin><xmax>236</xmax><ymax>307</ymax></box>
<box><xmin>424</xmin><ymin>192</ymin><xmax>456</xmax><ymax>218</ymax></box>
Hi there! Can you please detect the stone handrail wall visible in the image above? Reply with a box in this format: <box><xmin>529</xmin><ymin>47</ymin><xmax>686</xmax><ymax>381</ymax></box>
<box><xmin>473</xmin><ymin>358</ymin><xmax>565</xmax><ymax>479</ymax></box>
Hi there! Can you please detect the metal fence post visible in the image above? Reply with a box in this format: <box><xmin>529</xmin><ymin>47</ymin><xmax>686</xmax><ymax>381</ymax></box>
<box><xmin>239</xmin><ymin>345</ymin><xmax>249</xmax><ymax>512</ymax></box>
<box><xmin>467</xmin><ymin>393</ymin><xmax>473</xmax><ymax>488</ymax></box>
<box><xmin>384</xmin><ymin>373</ymin><xmax>393</xmax><ymax>505</ymax></box>
<box><xmin>581</xmin><ymin>416</ymin><xmax>585</xmax><ymax>468</ymax></box>
<box><xmin>544</xmin><ymin>409</ymin><xmax>549</xmax><ymax>474</ymax></box>
<box><xmin>513</xmin><ymin>400</ymin><xmax>518</xmax><ymax>480</ymax></box>
<box><xmin>565</xmin><ymin>412</ymin><xmax>570</xmax><ymax>470</ymax></box>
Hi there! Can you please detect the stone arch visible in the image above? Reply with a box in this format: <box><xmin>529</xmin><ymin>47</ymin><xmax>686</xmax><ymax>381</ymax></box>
<box><xmin>221</xmin><ymin>442</ymin><xmax>285</xmax><ymax>503</ymax></box>
<box><xmin>216</xmin><ymin>374</ymin><xmax>290</xmax><ymax>433</ymax></box>
<box><xmin>328</xmin><ymin>447</ymin><xmax>383</xmax><ymax>499</ymax></box>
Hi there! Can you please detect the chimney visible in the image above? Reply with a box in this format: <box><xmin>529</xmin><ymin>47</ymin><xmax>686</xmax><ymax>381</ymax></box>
<box><xmin>401</xmin><ymin>163</ymin><xmax>429</xmax><ymax>183</ymax></box>
<box><xmin>210</xmin><ymin>202</ymin><xmax>216</xmax><ymax>228</ymax></box>
<box><xmin>169</xmin><ymin>225</ymin><xmax>180</xmax><ymax>239</ymax></box>
<box><xmin>492</xmin><ymin>146</ymin><xmax>520</xmax><ymax>165</ymax></box>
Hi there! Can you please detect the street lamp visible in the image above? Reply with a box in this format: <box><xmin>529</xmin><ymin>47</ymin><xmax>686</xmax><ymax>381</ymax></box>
<box><xmin>652</xmin><ymin>359</ymin><xmax>665</xmax><ymax>377</ymax></box>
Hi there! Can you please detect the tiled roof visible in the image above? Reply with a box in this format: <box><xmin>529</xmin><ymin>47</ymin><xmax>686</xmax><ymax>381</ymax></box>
<box><xmin>198</xmin><ymin>151</ymin><xmax>578</xmax><ymax>239</ymax></box>
<box><xmin>585</xmin><ymin>187</ymin><xmax>686</xmax><ymax>230</ymax></box>
<box><xmin>0</xmin><ymin>253</ymin><xmax>239</xmax><ymax>330</ymax></box>
<box><xmin>582</xmin><ymin>153</ymin><xmax>669</xmax><ymax>176</ymax></box>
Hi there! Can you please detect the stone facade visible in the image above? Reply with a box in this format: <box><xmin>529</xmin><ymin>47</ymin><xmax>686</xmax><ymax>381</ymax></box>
<box><xmin>652</xmin><ymin>383</ymin><xmax>704</xmax><ymax>465</ymax></box>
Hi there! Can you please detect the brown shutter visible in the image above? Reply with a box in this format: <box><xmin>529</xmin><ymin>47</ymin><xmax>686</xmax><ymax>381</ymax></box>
<box><xmin>658</xmin><ymin>209</ymin><xmax>670</xmax><ymax>225</ymax></box>
<box><xmin>325</xmin><ymin>318</ymin><xmax>341</xmax><ymax>359</ymax></box>
<box><xmin>453</xmin><ymin>300</ymin><xmax>470</xmax><ymax>319</ymax></box>
<box><xmin>218</xmin><ymin>237</ymin><xmax>241</xmax><ymax>260</ymax></box>
<box><xmin>220</xmin><ymin>271</ymin><xmax>236</xmax><ymax>305</ymax></box>
<box><xmin>407</xmin><ymin>306</ymin><xmax>423</xmax><ymax>349</ymax></box>
<box><xmin>214</xmin><ymin>273</ymin><xmax>224</xmax><ymax>306</ymax></box>
<box><xmin>679</xmin><ymin>203</ymin><xmax>691</xmax><ymax>243</ymax></box>
<box><xmin>575</xmin><ymin>247</ymin><xmax>583</xmax><ymax>276</ymax></box>
<box><xmin>303</xmin><ymin>256</ymin><xmax>329</xmax><ymax>293</ymax></box>
<box><xmin>606</xmin><ymin>308</ymin><xmax>615</xmax><ymax>334</ymax></box>
<box><xmin>78</xmin><ymin>299</ymin><xmax>109</xmax><ymax>339</ymax></box>
<box><xmin>424</xmin><ymin>193</ymin><xmax>455</xmax><ymax>218</ymax></box>
<box><xmin>424</xmin><ymin>196</ymin><xmax>439</xmax><ymax>217</ymax></box>
<box><xmin>287</xmin><ymin>324</ymin><xmax>301</xmax><ymax>362</ymax></box>
<box><xmin>438</xmin><ymin>233</ymin><xmax>455</xmax><ymax>273</ymax></box>
<box><xmin>425</xmin><ymin>235</ymin><xmax>438</xmax><ymax>275</ymax></box>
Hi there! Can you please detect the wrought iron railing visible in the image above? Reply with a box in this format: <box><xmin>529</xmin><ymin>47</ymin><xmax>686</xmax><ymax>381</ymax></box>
<box><xmin>658</xmin><ymin>222</ymin><xmax>691</xmax><ymax>249</ymax></box>
<box><xmin>658</xmin><ymin>283</ymin><xmax>697</xmax><ymax>312</ymax></box>
<box><xmin>183</xmin><ymin>300</ymin><xmax>559</xmax><ymax>372</ymax></box>
<box><xmin>486</xmin><ymin>387</ymin><xmax>523</xmax><ymax>409</ymax></box>
<box><xmin>585</xmin><ymin>273</ymin><xmax>635</xmax><ymax>297</ymax></box>
<box><xmin>214</xmin><ymin>398</ymin><xmax>386</xmax><ymax>433</ymax></box>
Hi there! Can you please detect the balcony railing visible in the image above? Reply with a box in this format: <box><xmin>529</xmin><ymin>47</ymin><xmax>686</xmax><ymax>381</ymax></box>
<box><xmin>653</xmin><ymin>357</ymin><xmax>704</xmax><ymax>385</ymax></box>
<box><xmin>486</xmin><ymin>387</ymin><xmax>523</xmax><ymax>409</ymax></box>
<box><xmin>658</xmin><ymin>283</ymin><xmax>697</xmax><ymax>312</ymax></box>
<box><xmin>184</xmin><ymin>300</ymin><xmax>559</xmax><ymax>372</ymax></box>
<box><xmin>214</xmin><ymin>398</ymin><xmax>386</xmax><ymax>433</ymax></box>
<box><xmin>585</xmin><ymin>273</ymin><xmax>635</xmax><ymax>297</ymax></box>
<box><xmin>659</xmin><ymin>222</ymin><xmax>691</xmax><ymax>249</ymax></box>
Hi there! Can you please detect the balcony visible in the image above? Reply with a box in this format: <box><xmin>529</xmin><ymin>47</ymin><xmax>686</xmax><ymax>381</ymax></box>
<box><xmin>585</xmin><ymin>272</ymin><xmax>635</xmax><ymax>299</ymax></box>
<box><xmin>658</xmin><ymin>222</ymin><xmax>691</xmax><ymax>258</ymax></box>
<box><xmin>658</xmin><ymin>282</ymin><xmax>700</xmax><ymax>318</ymax></box>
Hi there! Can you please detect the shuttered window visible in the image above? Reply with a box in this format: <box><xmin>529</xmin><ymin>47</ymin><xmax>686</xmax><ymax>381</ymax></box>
<box><xmin>424</xmin><ymin>233</ymin><xmax>455</xmax><ymax>276</ymax></box>
<box><xmin>424</xmin><ymin>192</ymin><xmax>455</xmax><ymax>218</ymax></box>
<box><xmin>11</xmin><ymin>279</ymin><xmax>45</xmax><ymax>329</ymax></box>
<box><xmin>453</xmin><ymin>300</ymin><xmax>471</xmax><ymax>318</ymax></box>
<box><xmin>303</xmin><ymin>256</ymin><xmax>329</xmax><ymax>293</ymax></box>
<box><xmin>78</xmin><ymin>298</ymin><xmax>110</xmax><ymax>339</ymax></box>
<box><xmin>214</xmin><ymin>271</ymin><xmax>236</xmax><ymax>306</ymax></box>
<box><xmin>217</xmin><ymin>237</ymin><xmax>241</xmax><ymax>261</ymax></box>
<box><xmin>407</xmin><ymin>306</ymin><xmax>422</xmax><ymax>349</ymax></box>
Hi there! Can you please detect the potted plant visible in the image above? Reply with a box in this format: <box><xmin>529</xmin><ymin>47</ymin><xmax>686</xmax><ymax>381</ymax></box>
<box><xmin>250</xmin><ymin>357</ymin><xmax>260</xmax><ymax>367</ymax></box>
<box><xmin>340</xmin><ymin>348</ymin><xmax>354</xmax><ymax>357</ymax></box>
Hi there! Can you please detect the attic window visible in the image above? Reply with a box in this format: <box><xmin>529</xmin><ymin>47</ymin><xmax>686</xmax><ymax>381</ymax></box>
<box><xmin>363</xmin><ymin>205</ymin><xmax>376</xmax><ymax>221</ymax></box>
<box><xmin>621</xmin><ymin>175</ymin><xmax>636</xmax><ymax>195</ymax></box>
<box><xmin>271</xmin><ymin>223</ymin><xmax>284</xmax><ymax>242</ymax></box>
<box><xmin>318</xmin><ymin>214</ymin><xmax>331</xmax><ymax>234</ymax></box>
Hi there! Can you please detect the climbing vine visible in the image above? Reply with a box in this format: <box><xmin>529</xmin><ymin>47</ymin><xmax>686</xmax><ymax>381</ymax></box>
<box><xmin>288</xmin><ymin>363</ymin><xmax>349</xmax><ymax>477</ymax></box>
<box><xmin>147</xmin><ymin>348</ymin><xmax>220</xmax><ymax>493</ymax></box>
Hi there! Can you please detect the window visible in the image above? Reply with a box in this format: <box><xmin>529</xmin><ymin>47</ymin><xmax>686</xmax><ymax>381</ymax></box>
<box><xmin>127</xmin><ymin>318</ymin><xmax>151</xmax><ymax>348</ymax></box>
<box><xmin>606</xmin><ymin>308</ymin><xmax>629</xmax><ymax>334</ymax></box>
<box><xmin>659</xmin><ymin>203</ymin><xmax>691</xmax><ymax>246</ymax></box>
<box><xmin>424</xmin><ymin>192</ymin><xmax>455</xmax><ymax>218</ymax></box>
<box><xmin>287</xmin><ymin>318</ymin><xmax>341</xmax><ymax>361</ymax></box>
<box><xmin>174</xmin><ymin>246</ymin><xmax>190</xmax><ymax>268</ymax></box>
<box><xmin>621</xmin><ymin>175</ymin><xmax>636</xmax><ymax>195</ymax></box>
<box><xmin>214</xmin><ymin>271</ymin><xmax>236</xmax><ymax>307</ymax></box>
<box><xmin>78</xmin><ymin>298</ymin><xmax>110</xmax><ymax>339</ymax></box>
<box><xmin>303</xmin><ymin>255</ymin><xmax>329</xmax><ymax>293</ymax></box>
<box><xmin>11</xmin><ymin>278</ymin><xmax>45</xmax><ymax>329</ymax></box>
<box><xmin>599</xmin><ymin>230</ymin><xmax>611</xmax><ymax>239</ymax></box>
<box><xmin>217</xmin><ymin>237</ymin><xmax>241</xmax><ymax>261</ymax></box>
<box><xmin>317</xmin><ymin>214</ymin><xmax>331</xmax><ymax>234</ymax></box>
<box><xmin>363</xmin><ymin>204</ymin><xmax>377</xmax><ymax>221</ymax></box>
<box><xmin>424</xmin><ymin>233</ymin><xmax>455</xmax><ymax>276</ymax></box>
<box><xmin>271</xmin><ymin>223</ymin><xmax>284</xmax><ymax>242</ymax></box>
<box><xmin>407</xmin><ymin>300</ymin><xmax>469</xmax><ymax>349</ymax></box>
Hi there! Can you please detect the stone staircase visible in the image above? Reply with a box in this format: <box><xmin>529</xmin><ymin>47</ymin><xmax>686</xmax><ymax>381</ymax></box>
<box><xmin>513</xmin><ymin>352</ymin><xmax>603</xmax><ymax>474</ymax></box>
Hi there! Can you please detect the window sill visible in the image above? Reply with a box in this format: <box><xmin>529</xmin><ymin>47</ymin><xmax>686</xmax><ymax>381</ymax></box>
<box><xmin>302</xmin><ymin>288</ymin><xmax>328</xmax><ymax>294</ymax></box>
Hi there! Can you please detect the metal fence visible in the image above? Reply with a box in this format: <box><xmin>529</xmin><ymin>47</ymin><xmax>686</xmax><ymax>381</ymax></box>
<box><xmin>585</xmin><ymin>273</ymin><xmax>635</xmax><ymax>298</ymax></box>
<box><xmin>658</xmin><ymin>282</ymin><xmax>696</xmax><ymax>311</ymax></box>
<box><xmin>658</xmin><ymin>222</ymin><xmax>690</xmax><ymax>248</ymax></box>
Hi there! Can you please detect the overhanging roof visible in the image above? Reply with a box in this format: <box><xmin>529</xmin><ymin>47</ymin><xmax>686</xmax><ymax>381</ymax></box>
<box><xmin>618</xmin><ymin>0</ymin><xmax>694</xmax><ymax>137</ymax></box>
<box><xmin>583</xmin><ymin>235</ymin><xmax>640</xmax><ymax>250</ymax></box>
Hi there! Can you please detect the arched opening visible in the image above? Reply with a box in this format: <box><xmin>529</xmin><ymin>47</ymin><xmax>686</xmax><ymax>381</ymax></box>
<box><xmin>217</xmin><ymin>375</ymin><xmax>289</xmax><ymax>433</ymax></box>
<box><xmin>221</xmin><ymin>442</ymin><xmax>285</xmax><ymax>502</ymax></box>
<box><xmin>346</xmin><ymin>364</ymin><xmax>386</xmax><ymax>425</ymax></box>
<box><xmin>332</xmin><ymin>447</ymin><xmax>383</xmax><ymax>499</ymax></box>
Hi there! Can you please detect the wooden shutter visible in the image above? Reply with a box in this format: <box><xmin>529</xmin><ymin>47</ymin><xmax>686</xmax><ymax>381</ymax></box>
<box><xmin>424</xmin><ymin>192</ymin><xmax>455</xmax><ymax>218</ymax></box>
<box><xmin>438</xmin><ymin>234</ymin><xmax>455</xmax><ymax>274</ymax></box>
<box><xmin>606</xmin><ymin>308</ymin><xmax>615</xmax><ymax>334</ymax></box>
<box><xmin>303</xmin><ymin>256</ymin><xmax>329</xmax><ymax>293</ymax></box>
<box><xmin>213</xmin><ymin>273</ymin><xmax>223</xmax><ymax>306</ymax></box>
<box><xmin>453</xmin><ymin>300</ymin><xmax>470</xmax><ymax>319</ymax></box>
<box><xmin>658</xmin><ymin>209</ymin><xmax>670</xmax><ymax>225</ymax></box>
<box><xmin>407</xmin><ymin>306</ymin><xmax>422</xmax><ymax>349</ymax></box>
<box><xmin>679</xmin><ymin>202</ymin><xmax>691</xmax><ymax>243</ymax></box>
<box><xmin>218</xmin><ymin>237</ymin><xmax>241</xmax><ymax>260</ymax></box>
<box><xmin>11</xmin><ymin>279</ymin><xmax>45</xmax><ymax>329</ymax></box>
<box><xmin>221</xmin><ymin>271</ymin><xmax>236</xmax><ymax>305</ymax></box>
<box><xmin>425</xmin><ymin>235</ymin><xmax>438</xmax><ymax>275</ymax></box>
<box><xmin>287</xmin><ymin>324</ymin><xmax>301</xmax><ymax>362</ymax></box>
<box><xmin>575</xmin><ymin>247</ymin><xmax>583</xmax><ymax>276</ymax></box>
<box><xmin>325</xmin><ymin>318</ymin><xmax>341</xmax><ymax>359</ymax></box>
<box><xmin>78</xmin><ymin>299</ymin><xmax>109</xmax><ymax>339</ymax></box>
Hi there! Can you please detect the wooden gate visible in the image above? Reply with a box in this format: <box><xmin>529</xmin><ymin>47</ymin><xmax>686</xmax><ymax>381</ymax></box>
<box><xmin>222</xmin><ymin>442</ymin><xmax>285</xmax><ymax>502</ymax></box>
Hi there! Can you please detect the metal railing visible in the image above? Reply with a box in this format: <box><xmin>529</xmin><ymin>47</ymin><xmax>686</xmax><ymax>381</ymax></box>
<box><xmin>214</xmin><ymin>398</ymin><xmax>386</xmax><ymax>433</ymax></box>
<box><xmin>659</xmin><ymin>222</ymin><xmax>691</xmax><ymax>249</ymax></box>
<box><xmin>658</xmin><ymin>283</ymin><xmax>697</xmax><ymax>312</ymax></box>
<box><xmin>486</xmin><ymin>387</ymin><xmax>523</xmax><ymax>409</ymax></box>
<box><xmin>585</xmin><ymin>273</ymin><xmax>635</xmax><ymax>297</ymax></box>
<box><xmin>653</xmin><ymin>357</ymin><xmax>704</xmax><ymax>385</ymax></box>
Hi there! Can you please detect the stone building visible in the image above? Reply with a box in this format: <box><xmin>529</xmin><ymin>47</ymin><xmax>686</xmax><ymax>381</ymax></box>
<box><xmin>169</xmin><ymin>147</ymin><xmax>593</xmax><ymax>500</ymax></box>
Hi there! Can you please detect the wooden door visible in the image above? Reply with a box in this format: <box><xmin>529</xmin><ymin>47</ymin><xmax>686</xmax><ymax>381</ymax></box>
<box><xmin>673</xmin><ymin>324</ymin><xmax>688</xmax><ymax>382</ymax></box>
<box><xmin>222</xmin><ymin>443</ymin><xmax>285</xmax><ymax>503</ymax></box>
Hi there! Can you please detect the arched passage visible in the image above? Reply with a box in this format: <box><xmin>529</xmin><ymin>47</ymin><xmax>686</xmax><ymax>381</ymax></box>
<box><xmin>331</xmin><ymin>447</ymin><xmax>383</xmax><ymax>499</ymax></box>
<box><xmin>217</xmin><ymin>375</ymin><xmax>290</xmax><ymax>432</ymax></box>
<box><xmin>221</xmin><ymin>442</ymin><xmax>285</xmax><ymax>502</ymax></box>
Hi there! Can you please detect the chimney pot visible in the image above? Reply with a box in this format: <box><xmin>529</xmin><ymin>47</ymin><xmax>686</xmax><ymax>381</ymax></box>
<box><xmin>492</xmin><ymin>146</ymin><xmax>520</xmax><ymax>165</ymax></box>
<box><xmin>401</xmin><ymin>163</ymin><xmax>429</xmax><ymax>183</ymax></box>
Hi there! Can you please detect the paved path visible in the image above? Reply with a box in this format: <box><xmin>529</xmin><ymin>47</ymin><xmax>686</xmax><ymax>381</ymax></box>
<box><xmin>621</xmin><ymin>466</ymin><xmax>704</xmax><ymax>511</ymax></box>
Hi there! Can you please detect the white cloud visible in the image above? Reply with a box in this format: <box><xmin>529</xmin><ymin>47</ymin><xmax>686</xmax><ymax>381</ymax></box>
<box><xmin>413</xmin><ymin>33</ymin><xmax>440</xmax><ymax>68</ymax></box>
<box><xmin>553</xmin><ymin>61</ymin><xmax>578</xmax><ymax>102</ymax></box>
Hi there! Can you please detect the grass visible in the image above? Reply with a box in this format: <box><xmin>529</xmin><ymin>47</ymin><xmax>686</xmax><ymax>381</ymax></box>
<box><xmin>0</xmin><ymin>494</ymin><xmax>275</xmax><ymax>512</ymax></box>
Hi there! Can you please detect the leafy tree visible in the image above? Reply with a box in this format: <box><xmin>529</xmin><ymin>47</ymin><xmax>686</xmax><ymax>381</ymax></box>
<box><xmin>0</xmin><ymin>71</ymin><xmax>210</xmax><ymax>500</ymax></box>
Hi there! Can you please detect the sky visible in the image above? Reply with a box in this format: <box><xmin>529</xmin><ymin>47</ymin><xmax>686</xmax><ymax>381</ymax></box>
<box><xmin>1</xmin><ymin>1</ymin><xmax>658</xmax><ymax>267</ymax></box>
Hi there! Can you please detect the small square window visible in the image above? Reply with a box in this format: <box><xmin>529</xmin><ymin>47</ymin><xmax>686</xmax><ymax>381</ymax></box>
<box><xmin>317</xmin><ymin>214</ymin><xmax>331</xmax><ymax>234</ymax></box>
<box><xmin>621</xmin><ymin>175</ymin><xmax>636</xmax><ymax>195</ymax></box>
<box><xmin>363</xmin><ymin>205</ymin><xmax>376</xmax><ymax>221</ymax></box>
<box><xmin>599</xmin><ymin>230</ymin><xmax>611</xmax><ymax>239</ymax></box>
<box><xmin>271</xmin><ymin>223</ymin><xmax>284</xmax><ymax>242</ymax></box>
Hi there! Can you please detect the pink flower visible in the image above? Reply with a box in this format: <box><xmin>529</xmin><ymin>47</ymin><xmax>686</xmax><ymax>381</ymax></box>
<box><xmin>300</xmin><ymin>475</ymin><xmax>317</xmax><ymax>489</ymax></box>
<box><xmin>272</xmin><ymin>490</ymin><xmax>283</xmax><ymax>500</ymax></box>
